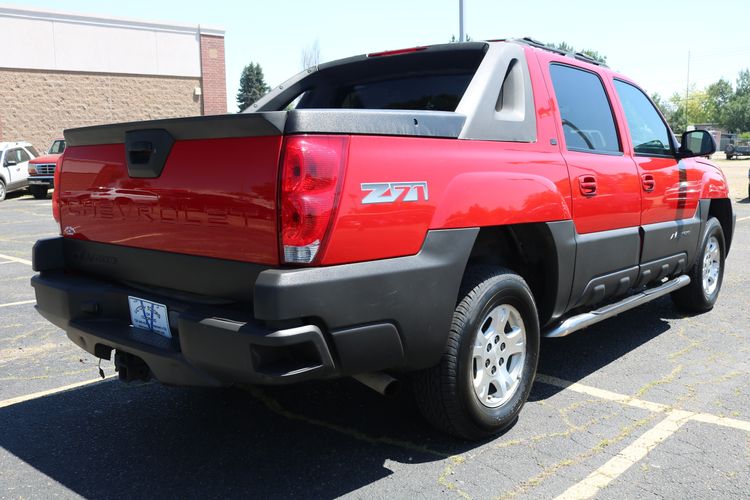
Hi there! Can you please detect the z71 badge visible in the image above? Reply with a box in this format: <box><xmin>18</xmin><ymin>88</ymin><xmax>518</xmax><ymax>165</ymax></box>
<box><xmin>360</xmin><ymin>181</ymin><xmax>429</xmax><ymax>204</ymax></box>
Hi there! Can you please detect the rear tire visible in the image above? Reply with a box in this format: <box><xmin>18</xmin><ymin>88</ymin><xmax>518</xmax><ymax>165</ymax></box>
<box><xmin>413</xmin><ymin>266</ymin><xmax>539</xmax><ymax>440</ymax></box>
<box><xmin>671</xmin><ymin>217</ymin><xmax>725</xmax><ymax>313</ymax></box>
<box><xmin>29</xmin><ymin>186</ymin><xmax>48</xmax><ymax>199</ymax></box>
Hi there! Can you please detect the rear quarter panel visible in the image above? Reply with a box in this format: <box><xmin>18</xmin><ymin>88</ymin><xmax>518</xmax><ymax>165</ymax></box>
<box><xmin>321</xmin><ymin>136</ymin><xmax>570</xmax><ymax>265</ymax></box>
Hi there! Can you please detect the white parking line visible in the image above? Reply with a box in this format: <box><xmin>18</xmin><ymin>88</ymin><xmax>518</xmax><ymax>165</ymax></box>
<box><xmin>0</xmin><ymin>253</ymin><xmax>32</xmax><ymax>266</ymax></box>
<box><xmin>0</xmin><ymin>299</ymin><xmax>35</xmax><ymax>308</ymax></box>
<box><xmin>0</xmin><ymin>375</ymin><xmax>116</xmax><ymax>409</ymax></box>
<box><xmin>537</xmin><ymin>374</ymin><xmax>750</xmax><ymax>431</ymax></box>
<box><xmin>538</xmin><ymin>373</ymin><xmax>750</xmax><ymax>498</ymax></box>
<box><xmin>691</xmin><ymin>412</ymin><xmax>750</xmax><ymax>432</ymax></box>
<box><xmin>537</xmin><ymin>374</ymin><xmax>670</xmax><ymax>413</ymax></box>
<box><xmin>555</xmin><ymin>409</ymin><xmax>695</xmax><ymax>500</ymax></box>
<box><xmin>737</xmin><ymin>215</ymin><xmax>750</xmax><ymax>222</ymax></box>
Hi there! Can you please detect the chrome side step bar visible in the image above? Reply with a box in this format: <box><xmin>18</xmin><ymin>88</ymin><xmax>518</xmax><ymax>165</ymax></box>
<box><xmin>543</xmin><ymin>275</ymin><xmax>691</xmax><ymax>338</ymax></box>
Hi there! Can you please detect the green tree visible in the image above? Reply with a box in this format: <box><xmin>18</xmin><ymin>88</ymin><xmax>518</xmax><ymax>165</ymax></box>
<box><xmin>236</xmin><ymin>62</ymin><xmax>271</xmax><ymax>112</ymax></box>
<box><xmin>721</xmin><ymin>95</ymin><xmax>750</xmax><ymax>132</ymax></box>
<box><xmin>735</xmin><ymin>69</ymin><xmax>750</xmax><ymax>96</ymax></box>
<box><xmin>579</xmin><ymin>49</ymin><xmax>607</xmax><ymax>64</ymax></box>
<box><xmin>548</xmin><ymin>42</ymin><xmax>607</xmax><ymax>64</ymax></box>
<box><xmin>704</xmin><ymin>79</ymin><xmax>733</xmax><ymax>124</ymax></box>
<box><xmin>651</xmin><ymin>92</ymin><xmax>678</xmax><ymax>127</ymax></box>
<box><xmin>551</xmin><ymin>41</ymin><xmax>574</xmax><ymax>53</ymax></box>
<box><xmin>663</xmin><ymin>87</ymin><xmax>709</xmax><ymax>134</ymax></box>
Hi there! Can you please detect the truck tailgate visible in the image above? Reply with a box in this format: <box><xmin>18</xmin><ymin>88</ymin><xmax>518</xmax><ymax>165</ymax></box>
<box><xmin>59</xmin><ymin>115</ymin><xmax>285</xmax><ymax>265</ymax></box>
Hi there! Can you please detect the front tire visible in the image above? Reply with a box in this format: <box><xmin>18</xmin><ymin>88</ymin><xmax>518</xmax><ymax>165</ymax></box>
<box><xmin>671</xmin><ymin>217</ymin><xmax>725</xmax><ymax>313</ymax></box>
<box><xmin>413</xmin><ymin>266</ymin><xmax>540</xmax><ymax>440</ymax></box>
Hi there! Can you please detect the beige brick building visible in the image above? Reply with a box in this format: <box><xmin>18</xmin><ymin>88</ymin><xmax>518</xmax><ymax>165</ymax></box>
<box><xmin>0</xmin><ymin>6</ymin><xmax>227</xmax><ymax>152</ymax></box>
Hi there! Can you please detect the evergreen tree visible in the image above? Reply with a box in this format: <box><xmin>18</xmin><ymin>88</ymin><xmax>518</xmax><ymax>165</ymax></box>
<box><xmin>236</xmin><ymin>62</ymin><xmax>271</xmax><ymax>112</ymax></box>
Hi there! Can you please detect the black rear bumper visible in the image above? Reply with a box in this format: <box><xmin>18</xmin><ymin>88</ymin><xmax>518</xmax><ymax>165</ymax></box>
<box><xmin>31</xmin><ymin>229</ymin><xmax>476</xmax><ymax>387</ymax></box>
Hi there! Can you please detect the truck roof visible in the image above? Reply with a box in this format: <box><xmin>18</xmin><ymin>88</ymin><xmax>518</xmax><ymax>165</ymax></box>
<box><xmin>0</xmin><ymin>141</ymin><xmax>33</xmax><ymax>151</ymax></box>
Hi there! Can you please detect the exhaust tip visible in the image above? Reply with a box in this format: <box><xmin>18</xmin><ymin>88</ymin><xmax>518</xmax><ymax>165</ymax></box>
<box><xmin>353</xmin><ymin>372</ymin><xmax>399</xmax><ymax>397</ymax></box>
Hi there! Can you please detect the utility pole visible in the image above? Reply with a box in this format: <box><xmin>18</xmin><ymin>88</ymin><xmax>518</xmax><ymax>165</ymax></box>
<box><xmin>459</xmin><ymin>0</ymin><xmax>465</xmax><ymax>42</ymax></box>
<box><xmin>685</xmin><ymin>50</ymin><xmax>690</xmax><ymax>130</ymax></box>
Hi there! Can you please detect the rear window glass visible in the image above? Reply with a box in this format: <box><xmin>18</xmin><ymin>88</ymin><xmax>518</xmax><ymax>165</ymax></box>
<box><xmin>49</xmin><ymin>141</ymin><xmax>65</xmax><ymax>154</ymax></box>
<box><xmin>270</xmin><ymin>44</ymin><xmax>488</xmax><ymax>112</ymax></box>
<box><xmin>337</xmin><ymin>74</ymin><xmax>474</xmax><ymax>111</ymax></box>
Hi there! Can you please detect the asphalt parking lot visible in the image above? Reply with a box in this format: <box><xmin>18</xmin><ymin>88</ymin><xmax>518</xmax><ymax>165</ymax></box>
<box><xmin>1</xmin><ymin>161</ymin><xmax>749</xmax><ymax>499</ymax></box>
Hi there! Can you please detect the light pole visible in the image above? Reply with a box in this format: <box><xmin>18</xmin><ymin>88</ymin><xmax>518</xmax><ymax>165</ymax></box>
<box><xmin>685</xmin><ymin>50</ymin><xmax>690</xmax><ymax>130</ymax></box>
<box><xmin>459</xmin><ymin>0</ymin><xmax>465</xmax><ymax>42</ymax></box>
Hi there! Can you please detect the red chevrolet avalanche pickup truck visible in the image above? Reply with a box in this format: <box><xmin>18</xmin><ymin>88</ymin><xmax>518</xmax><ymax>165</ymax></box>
<box><xmin>31</xmin><ymin>39</ymin><xmax>734</xmax><ymax>439</ymax></box>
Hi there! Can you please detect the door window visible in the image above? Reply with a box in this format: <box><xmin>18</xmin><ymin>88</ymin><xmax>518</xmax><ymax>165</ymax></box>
<box><xmin>5</xmin><ymin>149</ymin><xmax>21</xmax><ymax>165</ymax></box>
<box><xmin>18</xmin><ymin>149</ymin><xmax>31</xmax><ymax>162</ymax></box>
<box><xmin>613</xmin><ymin>80</ymin><xmax>673</xmax><ymax>157</ymax></box>
<box><xmin>549</xmin><ymin>64</ymin><xmax>621</xmax><ymax>154</ymax></box>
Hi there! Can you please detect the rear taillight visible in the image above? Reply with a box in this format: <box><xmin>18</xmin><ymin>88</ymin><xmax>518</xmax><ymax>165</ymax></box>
<box><xmin>52</xmin><ymin>155</ymin><xmax>62</xmax><ymax>227</ymax></box>
<box><xmin>280</xmin><ymin>135</ymin><xmax>349</xmax><ymax>264</ymax></box>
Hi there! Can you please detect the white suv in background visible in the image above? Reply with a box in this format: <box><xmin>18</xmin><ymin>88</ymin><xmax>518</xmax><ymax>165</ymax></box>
<box><xmin>0</xmin><ymin>142</ymin><xmax>39</xmax><ymax>201</ymax></box>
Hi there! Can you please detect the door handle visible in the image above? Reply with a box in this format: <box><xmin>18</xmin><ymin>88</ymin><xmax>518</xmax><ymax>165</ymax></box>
<box><xmin>641</xmin><ymin>174</ymin><xmax>655</xmax><ymax>192</ymax></box>
<box><xmin>578</xmin><ymin>175</ymin><xmax>597</xmax><ymax>196</ymax></box>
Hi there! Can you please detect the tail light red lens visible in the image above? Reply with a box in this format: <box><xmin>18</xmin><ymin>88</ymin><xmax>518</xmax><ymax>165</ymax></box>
<box><xmin>52</xmin><ymin>155</ymin><xmax>63</xmax><ymax>226</ymax></box>
<box><xmin>280</xmin><ymin>135</ymin><xmax>349</xmax><ymax>264</ymax></box>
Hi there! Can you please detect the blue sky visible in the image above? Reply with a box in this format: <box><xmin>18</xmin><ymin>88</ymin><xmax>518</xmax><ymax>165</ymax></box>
<box><xmin>9</xmin><ymin>0</ymin><xmax>750</xmax><ymax>111</ymax></box>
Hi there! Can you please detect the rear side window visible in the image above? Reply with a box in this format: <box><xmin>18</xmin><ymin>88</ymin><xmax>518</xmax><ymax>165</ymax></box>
<box><xmin>549</xmin><ymin>64</ymin><xmax>621</xmax><ymax>154</ymax></box>
<box><xmin>613</xmin><ymin>80</ymin><xmax>673</xmax><ymax>157</ymax></box>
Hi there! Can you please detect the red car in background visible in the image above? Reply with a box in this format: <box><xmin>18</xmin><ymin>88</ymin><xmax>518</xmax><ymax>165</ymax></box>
<box><xmin>28</xmin><ymin>138</ymin><xmax>65</xmax><ymax>199</ymax></box>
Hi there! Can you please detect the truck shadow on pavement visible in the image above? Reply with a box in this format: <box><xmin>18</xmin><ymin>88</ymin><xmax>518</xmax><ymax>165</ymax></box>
<box><xmin>0</xmin><ymin>297</ymin><xmax>684</xmax><ymax>498</ymax></box>
<box><xmin>534</xmin><ymin>295</ymin><xmax>682</xmax><ymax>398</ymax></box>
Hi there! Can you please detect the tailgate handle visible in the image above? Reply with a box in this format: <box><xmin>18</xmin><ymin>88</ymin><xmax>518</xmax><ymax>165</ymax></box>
<box><xmin>128</xmin><ymin>141</ymin><xmax>154</xmax><ymax>164</ymax></box>
<box><xmin>125</xmin><ymin>129</ymin><xmax>174</xmax><ymax>178</ymax></box>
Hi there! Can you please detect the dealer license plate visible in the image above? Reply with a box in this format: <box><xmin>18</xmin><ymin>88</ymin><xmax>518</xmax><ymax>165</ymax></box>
<box><xmin>128</xmin><ymin>296</ymin><xmax>172</xmax><ymax>338</ymax></box>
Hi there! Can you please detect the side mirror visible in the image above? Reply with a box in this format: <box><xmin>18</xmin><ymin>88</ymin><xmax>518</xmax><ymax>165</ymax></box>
<box><xmin>4</xmin><ymin>160</ymin><xmax>17</xmax><ymax>167</ymax></box>
<box><xmin>678</xmin><ymin>130</ymin><xmax>715</xmax><ymax>159</ymax></box>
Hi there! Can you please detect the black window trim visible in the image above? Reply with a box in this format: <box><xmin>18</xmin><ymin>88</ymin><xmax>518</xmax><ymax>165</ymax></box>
<box><xmin>566</xmin><ymin>147</ymin><xmax>625</xmax><ymax>157</ymax></box>
<box><xmin>613</xmin><ymin>78</ymin><xmax>678</xmax><ymax>159</ymax></box>
<box><xmin>549</xmin><ymin>62</ymin><xmax>624</xmax><ymax>155</ymax></box>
